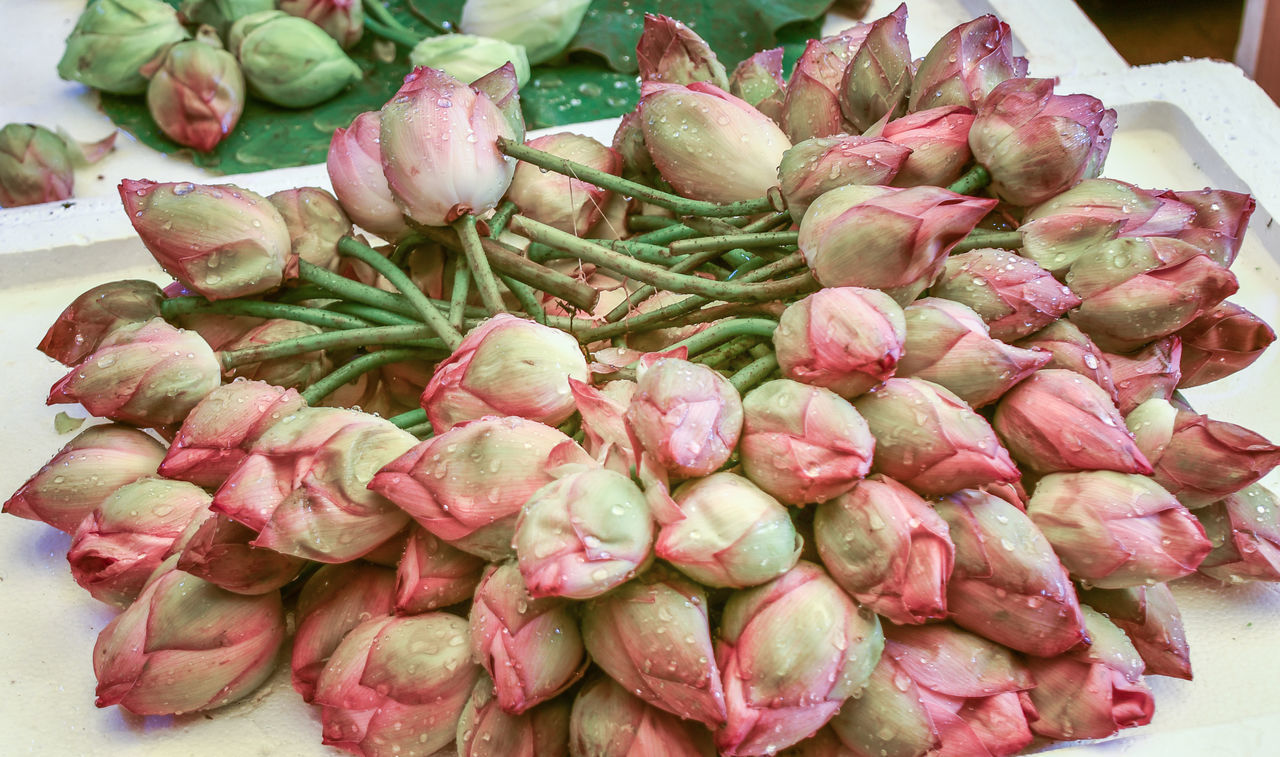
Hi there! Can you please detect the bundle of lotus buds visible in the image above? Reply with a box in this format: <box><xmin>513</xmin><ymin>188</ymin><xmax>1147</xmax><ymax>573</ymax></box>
<box><xmin>9</xmin><ymin>7</ymin><xmax>1280</xmax><ymax>757</ymax></box>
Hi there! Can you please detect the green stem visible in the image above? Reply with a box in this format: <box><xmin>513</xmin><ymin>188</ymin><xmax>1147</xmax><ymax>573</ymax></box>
<box><xmin>692</xmin><ymin>335</ymin><xmax>760</xmax><ymax>368</ymax></box>
<box><xmin>387</xmin><ymin>407</ymin><xmax>428</xmax><ymax>429</ymax></box>
<box><xmin>632</xmin><ymin>223</ymin><xmax>703</xmax><ymax>245</ymax></box>
<box><xmin>500</xmin><ymin>274</ymin><xmax>548</xmax><ymax>324</ymax></box>
<box><xmin>298</xmin><ymin>260</ymin><xmax>423</xmax><ymax>321</ymax></box>
<box><xmin>161</xmin><ymin>297</ymin><xmax>372</xmax><ymax>330</ymax></box>
<box><xmin>362</xmin><ymin>0</ymin><xmax>417</xmax><ymax>34</ymax></box>
<box><xmin>669</xmin><ymin>231</ymin><xmax>799</xmax><ymax>254</ymax></box>
<box><xmin>627</xmin><ymin>215</ymin><xmax>679</xmax><ymax>232</ymax></box>
<box><xmin>219</xmin><ymin>325</ymin><xmax>446</xmax><ymax>370</ymax></box>
<box><xmin>586</xmin><ymin>238</ymin><xmax>676</xmax><ymax>265</ymax></box>
<box><xmin>605</xmin><ymin>246</ymin><xmax>733</xmax><ymax>322</ymax></box>
<box><xmin>390</xmin><ymin>234</ymin><xmax>429</xmax><ymax>267</ymax></box>
<box><xmin>403</xmin><ymin>421</ymin><xmax>435</xmax><ymax>438</ymax></box>
<box><xmin>947</xmin><ymin>164</ymin><xmax>992</xmax><ymax>196</ymax></box>
<box><xmin>324</xmin><ymin>302</ymin><xmax>420</xmax><ymax>327</ymax></box>
<box><xmin>729</xmin><ymin>353</ymin><xmax>779</xmax><ymax>393</ymax></box>
<box><xmin>663</xmin><ymin>318</ymin><xmax>778</xmax><ymax>357</ymax></box>
<box><xmin>498</xmin><ymin>137</ymin><xmax>775</xmax><ymax>218</ymax></box>
<box><xmin>488</xmin><ymin>201</ymin><xmax>517</xmax><ymax>238</ymax></box>
<box><xmin>449</xmin><ymin>257</ymin><xmax>471</xmax><ymax>331</ymax></box>
<box><xmin>362</xmin><ymin>16</ymin><xmax>421</xmax><ymax>47</ymax></box>
<box><xmin>275</xmin><ymin>284</ymin><xmax>334</xmax><ymax>303</ymax></box>
<box><xmin>453</xmin><ymin>214</ymin><xmax>507</xmax><ymax>315</ymax></box>
<box><xmin>952</xmin><ymin>229</ymin><xmax>1023</xmax><ymax>254</ymax></box>
<box><xmin>337</xmin><ymin>237</ymin><xmax>464</xmax><ymax>350</ymax></box>
<box><xmin>300</xmin><ymin>348</ymin><xmax>424</xmax><ymax>405</ymax></box>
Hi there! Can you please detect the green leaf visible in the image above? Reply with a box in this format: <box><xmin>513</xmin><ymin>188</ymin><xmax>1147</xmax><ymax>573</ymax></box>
<box><xmin>523</xmin><ymin>64</ymin><xmax>639</xmax><ymax>130</ymax></box>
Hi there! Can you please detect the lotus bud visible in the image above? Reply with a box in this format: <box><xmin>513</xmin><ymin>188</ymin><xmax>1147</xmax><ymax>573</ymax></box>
<box><xmin>934</xmin><ymin>489</ymin><xmax>1088</xmax><ymax>657</ymax></box>
<box><xmin>1080</xmin><ymin>583</ymin><xmax>1192</xmax><ymax>680</ymax></box>
<box><xmin>38</xmin><ymin>280</ymin><xmax>164</xmax><ymax>366</ymax></box>
<box><xmin>879</xmin><ymin>105</ymin><xmax>976</xmax><ymax>187</ymax></box>
<box><xmin>571</xmin><ymin>379</ymin><xmax>638</xmax><ymax>474</ymax></box>
<box><xmin>838</xmin><ymin>4</ymin><xmax>911</xmax><ymax>132</ymax></box>
<box><xmin>314</xmin><ymin>613</ymin><xmax>480</xmax><ymax>755</ymax></box>
<box><xmin>1015</xmin><ymin>320</ymin><xmax>1118</xmax><ymax>403</ymax></box>
<box><xmin>778</xmin><ymin>135</ymin><xmax>911</xmax><ymax>220</ymax></box>
<box><xmin>145</xmin><ymin>33</ymin><xmax>245</xmax><ymax>153</ymax></box>
<box><xmin>120</xmin><ymin>179</ymin><xmax>291</xmax><ymax>300</ymax></box>
<box><xmin>930</xmin><ymin>249</ymin><xmax>1081</xmax><ymax>342</ymax></box>
<box><xmin>507</xmin><ymin>133</ymin><xmax>621</xmax><ymax>234</ymax></box>
<box><xmin>47</xmin><ymin>318</ymin><xmax>220</xmax><ymax>428</ymax></box>
<box><xmin>175</xmin><ymin>512</ymin><xmax>308</xmax><ymax>594</ymax></box>
<box><xmin>583</xmin><ymin>566</ymin><xmax>726</xmax><ymax>725</ymax></box>
<box><xmin>1171</xmin><ymin>188</ymin><xmax>1256</xmax><ymax>267</ymax></box>
<box><xmin>1177</xmin><ymin>301</ymin><xmax>1275</xmax><ymax>387</ymax></box>
<box><xmin>898</xmin><ymin>298</ymin><xmax>1051</xmax><ymax>407</ymax></box>
<box><xmin>1103</xmin><ymin>337</ymin><xmax>1182</xmax><ymax>415</ymax></box>
<box><xmin>781</xmin><ymin>31</ymin><xmax>865</xmax><ymax>142</ymax></box>
<box><xmin>570</xmin><ymin>675</ymin><xmax>716</xmax><ymax>757</ymax></box>
<box><xmin>409</xmin><ymin>34</ymin><xmax>531</xmax><ymax>87</ymax></box>
<box><xmin>279</xmin><ymin>0</ymin><xmax>363</xmax><ymax>48</ymax></box>
<box><xmin>1028</xmin><ymin>471</ymin><xmax>1210</xmax><ymax>588</ymax></box>
<box><xmin>515</xmin><ymin>467</ymin><xmax>653</xmax><ymax>599</ymax></box>
<box><xmin>815</xmin><ymin>653</ymin><xmax>938</xmax><ymax>757</ymax></box>
<box><xmin>457</xmin><ymin>675</ymin><xmax>571</xmax><ymax>757</ymax></box>
<box><xmin>459</xmin><ymin>0</ymin><xmax>590</xmax><ymax>65</ymax></box>
<box><xmin>641</xmin><ymin>81</ymin><xmax>791</xmax><ymax>203</ymax></box>
<box><xmin>221</xmin><ymin>318</ymin><xmax>333</xmax><ymax>389</ymax></box>
<box><xmin>625</xmin><ymin>357</ymin><xmax>743</xmax><ymax>479</ymax></box>
<box><xmin>380</xmin><ymin>66</ymin><xmax>516</xmax><ymax>226</ymax></box>
<box><xmin>231</xmin><ymin>12</ymin><xmax>362</xmax><ymax>107</ymax></box>
<box><xmin>179</xmin><ymin>0</ymin><xmax>275</xmax><ymax>35</ymax></box>
<box><xmin>815</xmin><ymin>476</ymin><xmax>953</xmax><ymax>625</ymax></box>
<box><xmin>58</xmin><ymin>0</ymin><xmax>190</xmax><ymax>94</ymax></box>
<box><xmin>396</xmin><ymin>526</ymin><xmax>486</xmax><ymax>614</ymax></box>
<box><xmin>854</xmin><ymin>378</ymin><xmax>1019</xmax><ymax>496</ymax></box>
<box><xmin>213</xmin><ymin>407</ymin><xmax>416</xmax><ymax>562</ymax></box>
<box><xmin>729</xmin><ymin>48</ymin><xmax>786</xmax><ymax>121</ymax></box>
<box><xmin>908</xmin><ymin>15</ymin><xmax>1026</xmax><ymax>112</ymax></box>
<box><xmin>327</xmin><ymin>111</ymin><xmax>411</xmax><ymax>240</ymax></box>
<box><xmin>798</xmin><ymin>184</ymin><xmax>996</xmax><ymax>303</ymax></box>
<box><xmin>739</xmin><ymin>379</ymin><xmax>874</xmax><ymax>505</ymax></box>
<box><xmin>1196</xmin><ymin>483</ymin><xmax>1280</xmax><ymax>582</ymax></box>
<box><xmin>93</xmin><ymin>560</ymin><xmax>285</xmax><ymax>714</ymax></box>
<box><xmin>1025</xmin><ymin>607</ymin><xmax>1154</xmax><ymax>740</ymax></box>
<box><xmin>969</xmin><ymin>78</ymin><xmax>1116</xmax><ymax>207</ymax></box>
<box><xmin>470</xmin><ymin>562</ymin><xmax>587</xmax><ymax>713</ymax></box>
<box><xmin>716</xmin><ymin>561</ymin><xmax>884</xmax><ymax>755</ymax></box>
<box><xmin>268</xmin><ymin>187</ymin><xmax>353</xmax><ymax>273</ymax></box>
<box><xmin>472</xmin><ymin>62</ymin><xmax>526</xmax><ymax>143</ymax></box>
<box><xmin>67</xmin><ymin>478</ymin><xmax>210</xmax><ymax>607</ymax></box>
<box><xmin>993</xmin><ymin>369</ymin><xmax>1152</xmax><ymax>475</ymax></box>
<box><xmin>291</xmin><ymin>562</ymin><xmax>397</xmax><ymax>702</ymax></box>
<box><xmin>612</xmin><ymin>109</ymin><xmax>659</xmax><ymax>184</ymax></box>
<box><xmin>774</xmin><ymin>287</ymin><xmax>906</xmax><ymax>399</ymax></box>
<box><xmin>0</xmin><ymin>124</ymin><xmax>74</xmax><ymax>207</ymax></box>
<box><xmin>637</xmin><ymin>14</ymin><xmax>728</xmax><ymax>89</ymax></box>
<box><xmin>1126</xmin><ymin>398</ymin><xmax>1280</xmax><ymax>508</ymax></box>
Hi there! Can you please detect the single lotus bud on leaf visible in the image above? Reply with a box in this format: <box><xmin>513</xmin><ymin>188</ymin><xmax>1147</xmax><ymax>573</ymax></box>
<box><xmin>838</xmin><ymin>4</ymin><xmax>912</xmax><ymax>133</ymax></box>
<box><xmin>1177</xmin><ymin>301</ymin><xmax>1275</xmax><ymax>388</ymax></box>
<box><xmin>729</xmin><ymin>48</ymin><xmax>786</xmax><ymax>121</ymax></box>
<box><xmin>38</xmin><ymin>279</ymin><xmax>164</xmax><ymax>366</ymax></box>
<box><xmin>778</xmin><ymin>135</ymin><xmax>912</xmax><ymax>220</ymax></box>
<box><xmin>459</xmin><ymin>0</ymin><xmax>591</xmax><ymax>65</ymax></box>
<box><xmin>1080</xmin><ymin>583</ymin><xmax>1193</xmax><ymax>680</ymax></box>
<box><xmin>637</xmin><ymin>14</ymin><xmax>729</xmax><ymax>88</ymax></box>
<box><xmin>930</xmin><ymin>248</ymin><xmax>1081</xmax><ymax>342</ymax></box>
<box><xmin>409</xmin><ymin>34</ymin><xmax>532</xmax><ymax>87</ymax></box>
<box><xmin>59</xmin><ymin>0</ymin><xmax>190</xmax><ymax>94</ymax></box>
<box><xmin>279</xmin><ymin>0</ymin><xmax>364</xmax><ymax>49</ymax></box>
<box><xmin>291</xmin><ymin>562</ymin><xmax>397</xmax><ymax>702</ymax></box>
<box><xmin>774</xmin><ymin>287</ymin><xmax>907</xmax><ymax>399</ymax></box>
<box><xmin>507</xmin><ymin>132</ymin><xmax>621</xmax><ymax>234</ymax></box>
<box><xmin>569</xmin><ymin>675</ymin><xmax>716</xmax><ymax>757</ymax></box>
<box><xmin>456</xmin><ymin>675</ymin><xmax>572</xmax><ymax>757</ymax></box>
<box><xmin>625</xmin><ymin>357</ymin><xmax>744</xmax><ymax>480</ymax></box>
<box><xmin>268</xmin><ymin>187</ymin><xmax>353</xmax><ymax>273</ymax></box>
<box><xmin>1104</xmin><ymin>337</ymin><xmax>1182</xmax><ymax>415</ymax></box>
<box><xmin>879</xmin><ymin>105</ymin><xmax>976</xmax><ymax>187</ymax></box>
<box><xmin>145</xmin><ymin>31</ymin><xmax>245</xmax><ymax>152</ymax></box>
<box><xmin>908</xmin><ymin>15</ymin><xmax>1026</xmax><ymax>112</ymax></box>
<box><xmin>1016</xmin><ymin>320</ymin><xmax>1119</xmax><ymax>404</ymax></box>
<box><xmin>175</xmin><ymin>511</ymin><xmax>308</xmax><ymax>595</ymax></box>
<box><xmin>1196</xmin><ymin>483</ymin><xmax>1280</xmax><ymax>583</ymax></box>
<box><xmin>327</xmin><ymin>111</ymin><xmax>411</xmax><ymax>241</ymax></box>
<box><xmin>395</xmin><ymin>525</ymin><xmax>486</xmax><ymax>614</ymax></box>
<box><xmin>231</xmin><ymin>11</ymin><xmax>362</xmax><ymax>108</ymax></box>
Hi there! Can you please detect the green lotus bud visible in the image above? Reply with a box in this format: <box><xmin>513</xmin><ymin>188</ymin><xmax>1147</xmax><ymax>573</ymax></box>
<box><xmin>58</xmin><ymin>0</ymin><xmax>190</xmax><ymax>95</ymax></box>
<box><xmin>410</xmin><ymin>34</ymin><xmax>531</xmax><ymax>87</ymax></box>
<box><xmin>231</xmin><ymin>12</ymin><xmax>363</xmax><ymax>108</ymax></box>
<box><xmin>460</xmin><ymin>0</ymin><xmax>591</xmax><ymax>65</ymax></box>
<box><xmin>226</xmin><ymin>9</ymin><xmax>286</xmax><ymax>55</ymax></box>
<box><xmin>179</xmin><ymin>0</ymin><xmax>275</xmax><ymax>36</ymax></box>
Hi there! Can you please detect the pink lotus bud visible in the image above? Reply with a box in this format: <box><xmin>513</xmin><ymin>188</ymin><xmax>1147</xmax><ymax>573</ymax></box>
<box><xmin>1028</xmin><ymin>471</ymin><xmax>1210</xmax><ymax>588</ymax></box>
<box><xmin>774</xmin><ymin>287</ymin><xmax>906</xmax><ymax>399</ymax></box>
<box><xmin>1014</xmin><ymin>320</ymin><xmax>1118</xmax><ymax>404</ymax></box>
<box><xmin>838</xmin><ymin>4</ymin><xmax>911</xmax><ymax>132</ymax></box>
<box><xmin>640</xmin><ymin>81</ymin><xmax>791</xmax><ymax>203</ymax></box>
<box><xmin>898</xmin><ymin>298</ymin><xmax>1051</xmax><ymax>408</ymax></box>
<box><xmin>48</xmin><ymin>318</ymin><xmax>221</xmax><ymax>428</ymax></box>
<box><xmin>570</xmin><ymin>675</ymin><xmax>716</xmax><ymax>756</ymax></box>
<box><xmin>993</xmin><ymin>369</ymin><xmax>1152</xmax><ymax>475</ymax></box>
<box><xmin>507</xmin><ymin>132</ymin><xmax>621</xmax><ymax>234</ymax></box>
<box><xmin>571</xmin><ymin>379</ymin><xmax>638</xmax><ymax>474</ymax></box>
<box><xmin>279</xmin><ymin>0</ymin><xmax>363</xmax><ymax>48</ymax></box>
<box><xmin>515</xmin><ymin>467</ymin><xmax>653</xmax><ymax>599</ymax></box>
<box><xmin>38</xmin><ymin>279</ymin><xmax>164</xmax><ymax>366</ymax></box>
<box><xmin>611</xmin><ymin>108</ymin><xmax>658</xmax><ymax>184</ymax></box>
<box><xmin>880</xmin><ymin>105</ymin><xmax>976</xmax><ymax>187</ymax></box>
<box><xmin>470</xmin><ymin>561</ymin><xmax>587</xmax><ymax>713</ymax></box>
<box><xmin>0</xmin><ymin>123</ymin><xmax>77</xmax><ymax>207</ymax></box>
<box><xmin>1025</xmin><ymin>607</ymin><xmax>1154</xmax><ymax>740</ymax></box>
<box><xmin>1104</xmin><ymin>337</ymin><xmax>1182</xmax><ymax>415</ymax></box>
<box><xmin>372</xmin><ymin>416</ymin><xmax>592</xmax><ymax>559</ymax></box>
<box><xmin>781</xmin><ymin>30</ymin><xmax>866</xmax><ymax>142</ymax></box>
<box><xmin>145</xmin><ymin>34</ymin><xmax>245</xmax><ymax>152</ymax></box>
<box><xmin>175</xmin><ymin>512</ymin><xmax>307</xmax><ymax>594</ymax></box>
<box><xmin>935</xmin><ymin>489</ymin><xmax>1087</xmax><ymax>657</ymax></box>
<box><xmin>380</xmin><ymin>66</ymin><xmax>516</xmax><ymax>227</ymax></box>
<box><xmin>222</xmin><ymin>318</ymin><xmax>333</xmax><ymax>389</ymax></box>
<box><xmin>656</xmin><ymin>472</ymin><xmax>801</xmax><ymax>588</ymax></box>
<box><xmin>93</xmin><ymin>560</ymin><xmax>285</xmax><ymax>714</ymax></box>
<box><xmin>68</xmin><ymin>477</ymin><xmax>210</xmax><ymax>607</ymax></box>
<box><xmin>1127</xmin><ymin>398</ymin><xmax>1280</xmax><ymax>508</ymax></box>
<box><xmin>472</xmin><ymin>62</ymin><xmax>525</xmax><ymax>143</ymax></box>
<box><xmin>739</xmin><ymin>379</ymin><xmax>874</xmax><ymax>505</ymax></box>
<box><xmin>637</xmin><ymin>14</ymin><xmax>728</xmax><ymax>89</ymax></box>
<box><xmin>854</xmin><ymin>378</ymin><xmax>1019</xmax><ymax>496</ymax></box>
<box><xmin>268</xmin><ymin>186</ymin><xmax>353</xmax><ymax>273</ymax></box>
<box><xmin>291</xmin><ymin>562</ymin><xmax>396</xmax><ymax>702</ymax></box>
<box><xmin>120</xmin><ymin>179</ymin><xmax>291</xmax><ymax>300</ymax></box>
<box><xmin>814</xmin><ymin>475</ymin><xmax>953</xmax><ymax>625</ymax></box>
<box><xmin>908</xmin><ymin>15</ymin><xmax>1026</xmax><ymax>112</ymax></box>
<box><xmin>798</xmin><ymin>184</ymin><xmax>996</xmax><ymax>303</ymax></box>
<box><xmin>778</xmin><ymin>135</ymin><xmax>911</xmax><ymax>219</ymax></box>
<box><xmin>930</xmin><ymin>248</ymin><xmax>1081</xmax><ymax>342</ymax></box>
<box><xmin>729</xmin><ymin>48</ymin><xmax>785</xmax><ymax>121</ymax></box>
<box><xmin>582</xmin><ymin>567</ymin><xmax>726</xmax><ymax>726</ymax></box>
<box><xmin>969</xmin><ymin>78</ymin><xmax>1116</xmax><ymax>207</ymax></box>
<box><xmin>5</xmin><ymin>424</ymin><xmax>166</xmax><ymax>532</ymax></box>
<box><xmin>327</xmin><ymin>111</ymin><xmax>411</xmax><ymax>240</ymax></box>
<box><xmin>1177</xmin><ymin>301</ymin><xmax>1275</xmax><ymax>388</ymax></box>
<box><xmin>716</xmin><ymin>561</ymin><xmax>884</xmax><ymax>755</ymax></box>
<box><xmin>213</xmin><ymin>407</ymin><xmax>417</xmax><ymax>562</ymax></box>
<box><xmin>1196</xmin><ymin>483</ymin><xmax>1280</xmax><ymax>583</ymax></box>
<box><xmin>174</xmin><ymin>308</ymin><xmax>262</xmax><ymax>351</ymax></box>
<box><xmin>159</xmin><ymin>380</ymin><xmax>305</xmax><ymax>488</ymax></box>
<box><xmin>625</xmin><ymin>357</ymin><xmax>743</xmax><ymax>479</ymax></box>
<box><xmin>315</xmin><ymin>613</ymin><xmax>480</xmax><ymax>755</ymax></box>
<box><xmin>422</xmin><ymin>314</ymin><xmax>590</xmax><ymax>433</ymax></box>
<box><xmin>457</xmin><ymin>675</ymin><xmax>571</xmax><ymax>757</ymax></box>
<box><xmin>815</xmin><ymin>652</ymin><xmax>938</xmax><ymax>757</ymax></box>
<box><xmin>1170</xmin><ymin>188</ymin><xmax>1256</xmax><ymax>267</ymax></box>
<box><xmin>396</xmin><ymin>525</ymin><xmax>486</xmax><ymax>614</ymax></box>
<box><xmin>1080</xmin><ymin>583</ymin><xmax>1192</xmax><ymax>680</ymax></box>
